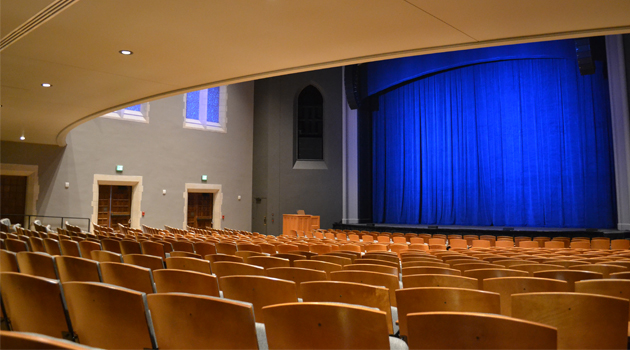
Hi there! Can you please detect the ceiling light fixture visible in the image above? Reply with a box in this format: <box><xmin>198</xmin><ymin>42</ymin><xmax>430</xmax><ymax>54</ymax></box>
<box><xmin>119</xmin><ymin>50</ymin><xmax>133</xmax><ymax>55</ymax></box>
<box><xmin>41</xmin><ymin>83</ymin><xmax>51</xmax><ymax>87</ymax></box>
<box><xmin>20</xmin><ymin>135</ymin><xmax>25</xmax><ymax>141</ymax></box>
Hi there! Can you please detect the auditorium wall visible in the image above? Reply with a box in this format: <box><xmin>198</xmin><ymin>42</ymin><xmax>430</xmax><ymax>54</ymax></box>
<box><xmin>1</xmin><ymin>82</ymin><xmax>255</xmax><ymax>231</ymax></box>
<box><xmin>253</xmin><ymin>68</ymin><xmax>344</xmax><ymax>236</ymax></box>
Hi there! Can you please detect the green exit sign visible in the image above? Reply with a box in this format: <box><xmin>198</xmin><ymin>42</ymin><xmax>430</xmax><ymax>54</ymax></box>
<box><xmin>116</xmin><ymin>165</ymin><xmax>123</xmax><ymax>172</ymax></box>
<box><xmin>201</xmin><ymin>175</ymin><xmax>208</xmax><ymax>181</ymax></box>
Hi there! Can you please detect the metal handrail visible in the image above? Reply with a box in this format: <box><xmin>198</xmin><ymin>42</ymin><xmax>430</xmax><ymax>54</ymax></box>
<box><xmin>0</xmin><ymin>213</ymin><xmax>91</xmax><ymax>232</ymax></box>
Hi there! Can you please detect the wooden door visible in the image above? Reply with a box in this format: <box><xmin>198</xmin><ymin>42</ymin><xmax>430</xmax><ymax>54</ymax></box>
<box><xmin>0</xmin><ymin>175</ymin><xmax>27</xmax><ymax>226</ymax></box>
<box><xmin>187</xmin><ymin>192</ymin><xmax>213</xmax><ymax>229</ymax></box>
<box><xmin>98</xmin><ymin>185</ymin><xmax>132</xmax><ymax>228</ymax></box>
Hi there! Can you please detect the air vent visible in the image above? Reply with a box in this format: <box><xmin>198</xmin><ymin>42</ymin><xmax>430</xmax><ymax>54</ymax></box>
<box><xmin>0</xmin><ymin>0</ymin><xmax>78</xmax><ymax>51</ymax></box>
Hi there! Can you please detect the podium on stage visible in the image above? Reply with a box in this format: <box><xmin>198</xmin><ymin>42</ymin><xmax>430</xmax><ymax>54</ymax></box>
<box><xmin>283</xmin><ymin>212</ymin><xmax>320</xmax><ymax>236</ymax></box>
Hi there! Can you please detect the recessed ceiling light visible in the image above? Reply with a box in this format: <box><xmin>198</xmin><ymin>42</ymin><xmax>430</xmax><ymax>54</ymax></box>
<box><xmin>20</xmin><ymin>136</ymin><xmax>25</xmax><ymax>141</ymax></box>
<box><xmin>41</xmin><ymin>83</ymin><xmax>51</xmax><ymax>87</ymax></box>
<box><xmin>119</xmin><ymin>50</ymin><xmax>133</xmax><ymax>55</ymax></box>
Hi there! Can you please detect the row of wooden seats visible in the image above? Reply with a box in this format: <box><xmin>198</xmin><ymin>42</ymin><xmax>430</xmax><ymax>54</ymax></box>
<box><xmin>3</xmin><ymin>247</ymin><xmax>630</xmax><ymax>348</ymax></box>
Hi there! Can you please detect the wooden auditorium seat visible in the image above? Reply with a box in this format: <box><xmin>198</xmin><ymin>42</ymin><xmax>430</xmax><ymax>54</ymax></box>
<box><xmin>90</xmin><ymin>250</ymin><xmax>123</xmax><ymax>263</ymax></box>
<box><xmin>483</xmin><ymin>277</ymin><xmax>569</xmax><ymax>316</ymax></box>
<box><xmin>99</xmin><ymin>262</ymin><xmax>156</xmax><ymax>294</ymax></box>
<box><xmin>331</xmin><ymin>270</ymin><xmax>400</xmax><ymax>307</ymax></box>
<box><xmin>169</xmin><ymin>251</ymin><xmax>203</xmax><ymax>259</ymax></box>
<box><xmin>401</xmin><ymin>261</ymin><xmax>450</xmax><ymax>269</ymax></box>
<box><xmin>402</xmin><ymin>266</ymin><xmax>462</xmax><ymax>276</ymax></box>
<box><xmin>344</xmin><ymin>263</ymin><xmax>398</xmax><ymax>276</ymax></box>
<box><xmin>216</xmin><ymin>242</ymin><xmax>238</xmax><ymax>255</ymax></box>
<box><xmin>311</xmin><ymin>254</ymin><xmax>351</xmax><ymax>267</ymax></box>
<box><xmin>301</xmin><ymin>280</ymin><xmax>395</xmax><ymax>334</ymax></box>
<box><xmin>406</xmin><ymin>312</ymin><xmax>557</xmax><ymax>349</ymax></box>
<box><xmin>165</xmin><ymin>256</ymin><xmax>212</xmax><ymax>274</ymax></box>
<box><xmin>0</xmin><ymin>272</ymin><xmax>73</xmax><ymax>339</ymax></box>
<box><xmin>100</xmin><ymin>239</ymin><xmax>122</xmax><ymax>254</ymax></box>
<box><xmin>16</xmin><ymin>252</ymin><xmax>58</xmax><ymax>279</ymax></box>
<box><xmin>212</xmin><ymin>262</ymin><xmax>265</xmax><ymax>288</ymax></box>
<box><xmin>140</xmin><ymin>241</ymin><xmax>166</xmax><ymax>258</ymax></box>
<box><xmin>193</xmin><ymin>242</ymin><xmax>217</xmax><ymax>257</ymax></box>
<box><xmin>28</xmin><ymin>236</ymin><xmax>47</xmax><ymax>253</ymax></box>
<box><xmin>78</xmin><ymin>241</ymin><xmax>101</xmax><ymax>260</ymax></box>
<box><xmin>171</xmin><ymin>241</ymin><xmax>195</xmax><ymax>253</ymax></box>
<box><xmin>402</xmin><ymin>274</ymin><xmax>478</xmax><ymax>290</ymax></box>
<box><xmin>123</xmin><ymin>253</ymin><xmax>165</xmax><ymax>271</ymax></box>
<box><xmin>0</xmin><ymin>249</ymin><xmax>19</xmax><ymax>272</ymax></box>
<box><xmin>220</xmin><ymin>275</ymin><xmax>298</xmax><ymax>323</ymax></box>
<box><xmin>43</xmin><ymin>238</ymin><xmax>62</xmax><ymax>255</ymax></box>
<box><xmin>54</xmin><ymin>256</ymin><xmax>101</xmax><ymax>283</ymax></box>
<box><xmin>62</xmin><ymin>281</ymin><xmax>158</xmax><ymax>349</ymax></box>
<box><xmin>5</xmin><ymin>238</ymin><xmax>29</xmax><ymax>253</ymax></box>
<box><xmin>294</xmin><ymin>260</ymin><xmax>342</xmax><ymax>278</ymax></box>
<box><xmin>512</xmin><ymin>292</ymin><xmax>628</xmax><ymax>349</ymax></box>
<box><xmin>147</xmin><ymin>293</ymin><xmax>261</xmax><ymax>349</ymax></box>
<box><xmin>452</xmin><ymin>262</ymin><xmax>503</xmax><ymax>272</ymax></box>
<box><xmin>263</xmin><ymin>302</ymin><xmax>395</xmax><ymax>350</ymax></box>
<box><xmin>59</xmin><ymin>240</ymin><xmax>82</xmax><ymax>257</ymax></box>
<box><xmin>569</xmin><ymin>263</ymin><xmax>627</xmax><ymax>278</ymax></box>
<box><xmin>396</xmin><ymin>287</ymin><xmax>500</xmax><ymax>339</ymax></box>
<box><xmin>153</xmin><ymin>269</ymin><xmax>220</xmax><ymax>297</ymax></box>
<box><xmin>463</xmin><ymin>268</ymin><xmax>528</xmax><ymax>289</ymax></box>
<box><xmin>0</xmin><ymin>330</ymin><xmax>93</xmax><ymax>350</ymax></box>
<box><xmin>533</xmin><ymin>270</ymin><xmax>603</xmax><ymax>291</ymax></box>
<box><xmin>205</xmin><ymin>253</ymin><xmax>244</xmax><ymax>264</ymax></box>
<box><xmin>266</xmin><ymin>267</ymin><xmax>328</xmax><ymax>297</ymax></box>
<box><xmin>247</xmin><ymin>256</ymin><xmax>291</xmax><ymax>269</ymax></box>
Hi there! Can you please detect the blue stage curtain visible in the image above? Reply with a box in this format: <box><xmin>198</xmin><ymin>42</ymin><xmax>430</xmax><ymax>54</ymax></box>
<box><xmin>372</xmin><ymin>59</ymin><xmax>615</xmax><ymax>228</ymax></box>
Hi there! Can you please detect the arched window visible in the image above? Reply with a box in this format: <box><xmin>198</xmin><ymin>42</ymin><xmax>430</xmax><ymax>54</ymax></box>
<box><xmin>296</xmin><ymin>85</ymin><xmax>323</xmax><ymax>160</ymax></box>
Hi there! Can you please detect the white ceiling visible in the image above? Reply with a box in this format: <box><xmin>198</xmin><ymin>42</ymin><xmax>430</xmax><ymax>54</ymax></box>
<box><xmin>2</xmin><ymin>0</ymin><xmax>630</xmax><ymax>146</ymax></box>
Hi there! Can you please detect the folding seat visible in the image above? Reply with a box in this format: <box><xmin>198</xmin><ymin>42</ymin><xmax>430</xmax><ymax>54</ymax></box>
<box><xmin>263</xmin><ymin>302</ymin><xmax>397</xmax><ymax>349</ymax></box>
<box><xmin>236</xmin><ymin>243</ymin><xmax>262</xmax><ymax>253</ymax></box>
<box><xmin>153</xmin><ymin>269</ymin><xmax>219</xmax><ymax>297</ymax></box>
<box><xmin>76</xmin><ymin>241</ymin><xmax>100</xmax><ymax>260</ymax></box>
<box><xmin>213</xmin><ymin>262</ymin><xmax>265</xmax><ymax>288</ymax></box>
<box><xmin>406</xmin><ymin>312</ymin><xmax>556</xmax><ymax>349</ymax></box>
<box><xmin>569</xmin><ymin>263</ymin><xmax>627</xmax><ymax>278</ymax></box>
<box><xmin>28</xmin><ymin>236</ymin><xmax>47</xmax><ymax>253</ymax></box>
<box><xmin>62</xmin><ymin>282</ymin><xmax>158</xmax><ymax>349</ymax></box>
<box><xmin>344</xmin><ymin>263</ymin><xmax>397</xmax><ymax>277</ymax></box>
<box><xmin>272</xmin><ymin>253</ymin><xmax>305</xmax><ymax>266</ymax></box>
<box><xmin>0</xmin><ymin>272</ymin><xmax>73</xmax><ymax>339</ymax></box>
<box><xmin>266</xmin><ymin>267</ymin><xmax>327</xmax><ymax>297</ymax></box>
<box><xmin>533</xmin><ymin>270</ymin><xmax>602</xmax><ymax>291</ymax></box>
<box><xmin>402</xmin><ymin>274</ymin><xmax>478</xmax><ymax>290</ymax></box>
<box><xmin>193</xmin><ymin>242</ymin><xmax>216</xmax><ymax>257</ymax></box>
<box><xmin>147</xmin><ymin>293</ymin><xmax>261</xmax><ymax>349</ymax></box>
<box><xmin>508</xmin><ymin>263</ymin><xmax>566</xmax><ymax>276</ymax></box>
<box><xmin>331</xmin><ymin>270</ymin><xmax>400</xmax><ymax>306</ymax></box>
<box><xmin>483</xmin><ymin>276</ymin><xmax>568</xmax><ymax>316</ymax></box>
<box><xmin>16</xmin><ymin>252</ymin><xmax>58</xmax><ymax>279</ymax></box>
<box><xmin>463</xmin><ymin>268</ymin><xmax>528</xmax><ymax>289</ymax></box>
<box><xmin>519</xmin><ymin>241</ymin><xmax>539</xmax><ymax>248</ymax></box>
<box><xmin>54</xmin><ymin>256</ymin><xmax>101</xmax><ymax>283</ymax></box>
<box><xmin>354</xmin><ymin>258</ymin><xmax>399</xmax><ymax>272</ymax></box>
<box><xmin>123</xmin><ymin>253</ymin><xmax>165</xmax><ymax>271</ymax></box>
<box><xmin>570</xmin><ymin>241</ymin><xmax>591</xmax><ymax>249</ymax></box>
<box><xmin>366</xmin><ymin>243</ymin><xmax>388</xmax><ymax>252</ymax></box>
<box><xmin>544</xmin><ymin>241</ymin><xmax>565</xmax><ymax>249</ymax></box>
<box><xmin>5</xmin><ymin>238</ymin><xmax>28</xmax><ymax>253</ymax></box>
<box><xmin>247</xmin><ymin>256</ymin><xmax>290</xmax><ymax>269</ymax></box>
<box><xmin>220</xmin><ymin>275</ymin><xmax>298</xmax><ymax>323</ymax></box>
<box><xmin>0</xmin><ymin>249</ymin><xmax>19</xmax><ymax>272</ymax></box>
<box><xmin>301</xmin><ymin>280</ymin><xmax>395</xmax><ymax>334</ymax></box>
<box><xmin>543</xmin><ymin>259</ymin><xmax>588</xmax><ymax>268</ymax></box>
<box><xmin>119</xmin><ymin>240</ymin><xmax>142</xmax><ymax>255</ymax></box>
<box><xmin>165</xmin><ymin>256</ymin><xmax>212</xmax><ymax>274</ymax></box>
<box><xmin>396</xmin><ymin>287</ymin><xmax>500</xmax><ymax>339</ymax></box>
<box><xmin>452</xmin><ymin>262</ymin><xmax>503</xmax><ymax>272</ymax></box>
<box><xmin>169</xmin><ymin>251</ymin><xmax>203</xmax><ymax>258</ymax></box>
<box><xmin>611</xmin><ymin>239</ymin><xmax>630</xmax><ymax>250</ymax></box>
<box><xmin>205</xmin><ymin>253</ymin><xmax>244</xmax><ymax>263</ymax></box>
<box><xmin>291</xmin><ymin>250</ymin><xmax>318</xmax><ymax>259</ymax></box>
<box><xmin>216</xmin><ymin>242</ymin><xmax>237</xmax><ymax>255</ymax></box>
<box><xmin>401</xmin><ymin>266</ymin><xmax>461</xmax><ymax>276</ymax></box>
<box><xmin>513</xmin><ymin>292</ymin><xmax>628</xmax><ymax>349</ymax></box>
<box><xmin>59</xmin><ymin>239</ymin><xmax>81</xmax><ymax>257</ymax></box>
<box><xmin>100</xmin><ymin>262</ymin><xmax>156</xmax><ymax>294</ymax></box>
<box><xmin>100</xmin><ymin>238</ymin><xmax>122</xmax><ymax>253</ymax></box>
<box><xmin>293</xmin><ymin>260</ymin><xmax>341</xmax><ymax>278</ymax></box>
<box><xmin>139</xmin><ymin>241</ymin><xmax>165</xmax><ymax>259</ymax></box>
<box><xmin>314</xmin><ymin>254</ymin><xmax>352</xmax><ymax>266</ymax></box>
<box><xmin>171</xmin><ymin>241</ymin><xmax>195</xmax><ymax>253</ymax></box>
<box><xmin>471</xmin><ymin>240</ymin><xmax>491</xmax><ymax>248</ymax></box>
<box><xmin>90</xmin><ymin>250</ymin><xmax>123</xmax><ymax>263</ymax></box>
<box><xmin>401</xmin><ymin>261</ymin><xmax>449</xmax><ymax>269</ymax></box>
<box><xmin>492</xmin><ymin>259</ymin><xmax>530</xmax><ymax>268</ymax></box>
<box><xmin>0</xmin><ymin>330</ymin><xmax>92</xmax><ymax>350</ymax></box>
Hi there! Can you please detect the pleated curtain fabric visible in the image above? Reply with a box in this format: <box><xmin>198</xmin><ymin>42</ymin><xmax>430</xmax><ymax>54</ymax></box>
<box><xmin>372</xmin><ymin>58</ymin><xmax>615</xmax><ymax>228</ymax></box>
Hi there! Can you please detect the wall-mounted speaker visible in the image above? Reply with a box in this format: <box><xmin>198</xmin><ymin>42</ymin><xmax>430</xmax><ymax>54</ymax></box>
<box><xmin>575</xmin><ymin>38</ymin><xmax>596</xmax><ymax>75</ymax></box>
<box><xmin>344</xmin><ymin>65</ymin><xmax>362</xmax><ymax>110</ymax></box>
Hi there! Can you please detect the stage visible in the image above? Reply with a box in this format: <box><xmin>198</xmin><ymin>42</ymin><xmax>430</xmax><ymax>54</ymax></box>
<box><xmin>332</xmin><ymin>223</ymin><xmax>630</xmax><ymax>240</ymax></box>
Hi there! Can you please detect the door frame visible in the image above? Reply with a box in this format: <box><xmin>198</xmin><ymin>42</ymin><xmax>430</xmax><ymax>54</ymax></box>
<box><xmin>183</xmin><ymin>183</ymin><xmax>222</xmax><ymax>230</ymax></box>
<box><xmin>0</xmin><ymin>164</ymin><xmax>39</xmax><ymax>228</ymax></box>
<box><xmin>92</xmin><ymin>174</ymin><xmax>143</xmax><ymax>230</ymax></box>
